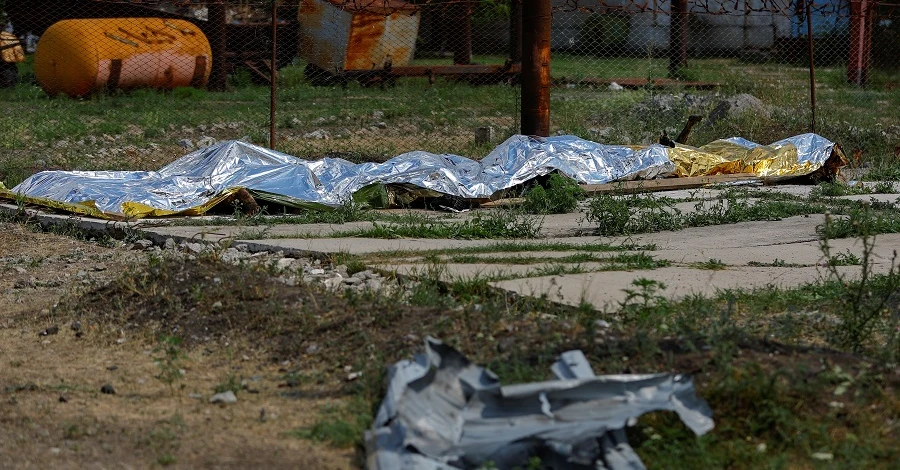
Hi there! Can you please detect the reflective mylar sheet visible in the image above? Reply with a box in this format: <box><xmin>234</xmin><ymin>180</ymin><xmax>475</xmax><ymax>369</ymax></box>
<box><xmin>2</xmin><ymin>133</ymin><xmax>839</xmax><ymax>219</ymax></box>
<box><xmin>668</xmin><ymin>133</ymin><xmax>842</xmax><ymax>177</ymax></box>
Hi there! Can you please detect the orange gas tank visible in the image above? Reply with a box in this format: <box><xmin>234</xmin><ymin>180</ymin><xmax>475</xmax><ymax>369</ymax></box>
<box><xmin>35</xmin><ymin>18</ymin><xmax>211</xmax><ymax>98</ymax></box>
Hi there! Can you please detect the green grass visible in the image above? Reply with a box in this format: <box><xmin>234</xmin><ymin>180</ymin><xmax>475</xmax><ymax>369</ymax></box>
<box><xmin>585</xmin><ymin>186</ymin><xmax>900</xmax><ymax>238</ymax></box>
<box><xmin>2</xmin><ymin>56</ymin><xmax>898</xmax><ymax>189</ymax></box>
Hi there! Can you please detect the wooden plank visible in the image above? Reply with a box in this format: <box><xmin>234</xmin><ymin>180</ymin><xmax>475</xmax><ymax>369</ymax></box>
<box><xmin>480</xmin><ymin>174</ymin><xmax>761</xmax><ymax>208</ymax></box>
<box><xmin>581</xmin><ymin>173</ymin><xmax>760</xmax><ymax>195</ymax></box>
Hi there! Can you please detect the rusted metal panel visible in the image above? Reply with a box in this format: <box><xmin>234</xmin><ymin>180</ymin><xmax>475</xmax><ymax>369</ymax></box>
<box><xmin>298</xmin><ymin>0</ymin><xmax>353</xmax><ymax>73</ymax></box>
<box><xmin>299</xmin><ymin>0</ymin><xmax>419</xmax><ymax>72</ymax></box>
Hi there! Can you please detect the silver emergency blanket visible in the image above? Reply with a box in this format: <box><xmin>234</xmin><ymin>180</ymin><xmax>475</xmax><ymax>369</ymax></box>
<box><xmin>5</xmin><ymin>134</ymin><xmax>674</xmax><ymax>218</ymax></box>
<box><xmin>3</xmin><ymin>133</ymin><xmax>839</xmax><ymax>219</ymax></box>
<box><xmin>365</xmin><ymin>337</ymin><xmax>714</xmax><ymax>470</ymax></box>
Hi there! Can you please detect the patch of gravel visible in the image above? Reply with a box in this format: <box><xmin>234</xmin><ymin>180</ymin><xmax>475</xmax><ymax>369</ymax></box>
<box><xmin>135</xmin><ymin>238</ymin><xmax>398</xmax><ymax>296</ymax></box>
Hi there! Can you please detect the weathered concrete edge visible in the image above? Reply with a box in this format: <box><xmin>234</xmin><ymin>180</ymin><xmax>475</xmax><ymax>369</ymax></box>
<box><xmin>0</xmin><ymin>203</ymin><xmax>335</xmax><ymax>260</ymax></box>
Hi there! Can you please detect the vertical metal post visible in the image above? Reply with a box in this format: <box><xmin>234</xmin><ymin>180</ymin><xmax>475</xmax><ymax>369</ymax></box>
<box><xmin>847</xmin><ymin>0</ymin><xmax>873</xmax><ymax>86</ymax></box>
<box><xmin>510</xmin><ymin>0</ymin><xmax>522</xmax><ymax>63</ymax></box>
<box><xmin>668</xmin><ymin>0</ymin><xmax>688</xmax><ymax>79</ymax></box>
<box><xmin>520</xmin><ymin>0</ymin><xmax>551</xmax><ymax>137</ymax></box>
<box><xmin>450</xmin><ymin>1</ymin><xmax>472</xmax><ymax>65</ymax></box>
<box><xmin>806</xmin><ymin>0</ymin><xmax>816</xmax><ymax>132</ymax></box>
<box><xmin>270</xmin><ymin>0</ymin><xmax>277</xmax><ymax>150</ymax></box>
<box><xmin>207</xmin><ymin>1</ymin><xmax>227</xmax><ymax>92</ymax></box>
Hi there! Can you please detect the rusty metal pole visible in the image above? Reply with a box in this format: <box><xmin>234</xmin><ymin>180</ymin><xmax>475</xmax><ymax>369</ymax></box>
<box><xmin>450</xmin><ymin>1</ymin><xmax>473</xmax><ymax>65</ymax></box>
<box><xmin>510</xmin><ymin>0</ymin><xmax>522</xmax><ymax>63</ymax></box>
<box><xmin>270</xmin><ymin>0</ymin><xmax>278</xmax><ymax>150</ymax></box>
<box><xmin>521</xmin><ymin>0</ymin><xmax>551</xmax><ymax>137</ymax></box>
<box><xmin>668</xmin><ymin>0</ymin><xmax>688</xmax><ymax>79</ymax></box>
<box><xmin>207</xmin><ymin>1</ymin><xmax>227</xmax><ymax>92</ymax></box>
<box><xmin>806</xmin><ymin>0</ymin><xmax>816</xmax><ymax>133</ymax></box>
<box><xmin>847</xmin><ymin>0</ymin><xmax>873</xmax><ymax>86</ymax></box>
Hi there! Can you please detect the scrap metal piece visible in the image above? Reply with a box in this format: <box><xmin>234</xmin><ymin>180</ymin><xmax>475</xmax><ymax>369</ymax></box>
<box><xmin>365</xmin><ymin>337</ymin><xmax>714</xmax><ymax>470</ymax></box>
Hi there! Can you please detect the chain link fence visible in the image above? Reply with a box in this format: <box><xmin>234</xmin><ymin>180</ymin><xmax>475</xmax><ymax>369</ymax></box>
<box><xmin>549</xmin><ymin>0</ymin><xmax>899</xmax><ymax>167</ymax></box>
<box><xmin>0</xmin><ymin>0</ymin><xmax>897</xmax><ymax>189</ymax></box>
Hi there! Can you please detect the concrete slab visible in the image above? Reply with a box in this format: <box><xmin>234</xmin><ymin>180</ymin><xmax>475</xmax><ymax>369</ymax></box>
<box><xmin>238</xmin><ymin>237</ymin><xmax>499</xmax><ymax>256</ymax></box>
<box><xmin>837</xmin><ymin>194</ymin><xmax>900</xmax><ymax>204</ymax></box>
<box><xmin>490</xmin><ymin>263</ymin><xmax>888</xmax><ymax>309</ymax></box>
<box><xmin>144</xmin><ymin>221</ymin><xmax>376</xmax><ymax>243</ymax></box>
<box><xmin>652</xmin><ymin>233</ymin><xmax>900</xmax><ymax>266</ymax></box>
<box><xmin>589</xmin><ymin>214</ymin><xmax>827</xmax><ymax>251</ymax></box>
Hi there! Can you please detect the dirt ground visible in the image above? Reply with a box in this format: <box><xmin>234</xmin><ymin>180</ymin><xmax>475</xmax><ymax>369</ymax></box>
<box><xmin>0</xmin><ymin>222</ymin><xmax>355</xmax><ymax>469</ymax></box>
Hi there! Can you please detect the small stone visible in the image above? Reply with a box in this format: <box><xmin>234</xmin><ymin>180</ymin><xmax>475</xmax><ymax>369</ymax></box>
<box><xmin>305</xmin><ymin>343</ymin><xmax>319</xmax><ymax>354</ymax></box>
<box><xmin>49</xmin><ymin>447</ymin><xmax>61</xmax><ymax>455</ymax></box>
<box><xmin>309</xmin><ymin>268</ymin><xmax>326</xmax><ymax>275</ymax></box>
<box><xmin>303</xmin><ymin>129</ymin><xmax>330</xmax><ymax>140</ymax></box>
<box><xmin>71</xmin><ymin>321</ymin><xmax>81</xmax><ymax>332</ymax></box>
<box><xmin>100</xmin><ymin>384</ymin><xmax>116</xmax><ymax>395</ymax></box>
<box><xmin>209</xmin><ymin>391</ymin><xmax>237</xmax><ymax>404</ymax></box>
<box><xmin>276</xmin><ymin>258</ymin><xmax>295</xmax><ymax>270</ymax></box>
<box><xmin>373</xmin><ymin>121</ymin><xmax>387</xmax><ymax>129</ymax></box>
<box><xmin>595</xmin><ymin>320</ymin><xmax>611</xmax><ymax>329</ymax></box>
<box><xmin>13</xmin><ymin>266</ymin><xmax>26</xmax><ymax>274</ymax></box>
<box><xmin>116</xmin><ymin>338</ymin><xmax>126</xmax><ymax>345</ymax></box>
<box><xmin>811</xmin><ymin>452</ymin><xmax>833</xmax><ymax>461</ymax></box>
<box><xmin>211</xmin><ymin>301</ymin><xmax>223</xmax><ymax>309</ymax></box>
<box><xmin>474</xmin><ymin>126</ymin><xmax>494</xmax><ymax>144</ymax></box>
<box><xmin>372</xmin><ymin>110</ymin><xmax>384</xmax><ymax>119</ymax></box>
<box><xmin>608</xmin><ymin>82</ymin><xmax>624</xmax><ymax>91</ymax></box>
<box><xmin>343</xmin><ymin>277</ymin><xmax>362</xmax><ymax>285</ymax></box>
<box><xmin>131</xmin><ymin>239</ymin><xmax>153</xmax><ymax>250</ymax></box>
<box><xmin>346</xmin><ymin>371</ymin><xmax>362</xmax><ymax>381</ymax></box>
<box><xmin>177</xmin><ymin>138</ymin><xmax>194</xmax><ymax>150</ymax></box>
<box><xmin>196</xmin><ymin>136</ymin><xmax>217</xmax><ymax>148</ymax></box>
<box><xmin>39</xmin><ymin>325</ymin><xmax>59</xmax><ymax>336</ymax></box>
<box><xmin>164</xmin><ymin>238</ymin><xmax>176</xmax><ymax>250</ymax></box>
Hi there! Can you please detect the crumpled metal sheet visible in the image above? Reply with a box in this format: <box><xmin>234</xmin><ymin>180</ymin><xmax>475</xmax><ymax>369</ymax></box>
<box><xmin>3</xmin><ymin>133</ymin><xmax>839</xmax><ymax>219</ymax></box>
<box><xmin>668</xmin><ymin>133</ymin><xmax>844</xmax><ymax>177</ymax></box>
<box><xmin>365</xmin><ymin>337</ymin><xmax>714</xmax><ymax>470</ymax></box>
<box><xmin>3</xmin><ymin>135</ymin><xmax>674</xmax><ymax>219</ymax></box>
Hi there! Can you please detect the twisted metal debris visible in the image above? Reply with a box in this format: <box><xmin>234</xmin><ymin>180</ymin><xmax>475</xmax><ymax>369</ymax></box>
<box><xmin>366</xmin><ymin>337</ymin><xmax>714</xmax><ymax>470</ymax></box>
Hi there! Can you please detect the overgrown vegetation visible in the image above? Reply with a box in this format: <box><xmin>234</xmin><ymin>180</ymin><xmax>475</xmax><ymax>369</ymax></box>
<box><xmin>49</xmin><ymin>220</ymin><xmax>900</xmax><ymax>467</ymax></box>
<box><xmin>586</xmin><ymin>185</ymin><xmax>900</xmax><ymax>238</ymax></box>
<box><xmin>521</xmin><ymin>173</ymin><xmax>586</xmax><ymax>214</ymax></box>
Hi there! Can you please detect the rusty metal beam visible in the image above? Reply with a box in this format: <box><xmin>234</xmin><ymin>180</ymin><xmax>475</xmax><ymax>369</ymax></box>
<box><xmin>449</xmin><ymin>1</ymin><xmax>473</xmax><ymax>65</ymax></box>
<box><xmin>345</xmin><ymin>64</ymin><xmax>520</xmax><ymax>76</ymax></box>
<box><xmin>510</xmin><ymin>0</ymin><xmax>522</xmax><ymax>63</ymax></box>
<box><xmin>520</xmin><ymin>0</ymin><xmax>551</xmax><ymax>137</ymax></box>
<box><xmin>847</xmin><ymin>0</ymin><xmax>874</xmax><ymax>86</ymax></box>
<box><xmin>806</xmin><ymin>0</ymin><xmax>817</xmax><ymax>132</ymax></box>
<box><xmin>668</xmin><ymin>0</ymin><xmax>688</xmax><ymax>78</ymax></box>
<box><xmin>270</xmin><ymin>0</ymin><xmax>278</xmax><ymax>150</ymax></box>
<box><xmin>207</xmin><ymin>2</ymin><xmax>227</xmax><ymax>91</ymax></box>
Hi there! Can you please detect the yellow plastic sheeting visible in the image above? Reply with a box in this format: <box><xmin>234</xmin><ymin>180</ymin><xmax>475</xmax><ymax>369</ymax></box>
<box><xmin>668</xmin><ymin>140</ymin><xmax>847</xmax><ymax>178</ymax></box>
<box><xmin>0</xmin><ymin>186</ymin><xmax>241</xmax><ymax>221</ymax></box>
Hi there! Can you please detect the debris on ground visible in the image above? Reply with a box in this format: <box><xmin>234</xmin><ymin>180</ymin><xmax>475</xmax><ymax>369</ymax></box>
<box><xmin>366</xmin><ymin>337</ymin><xmax>714</xmax><ymax>470</ymax></box>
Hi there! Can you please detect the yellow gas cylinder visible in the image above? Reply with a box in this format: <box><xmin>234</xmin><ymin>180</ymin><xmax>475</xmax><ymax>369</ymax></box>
<box><xmin>34</xmin><ymin>18</ymin><xmax>212</xmax><ymax>98</ymax></box>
